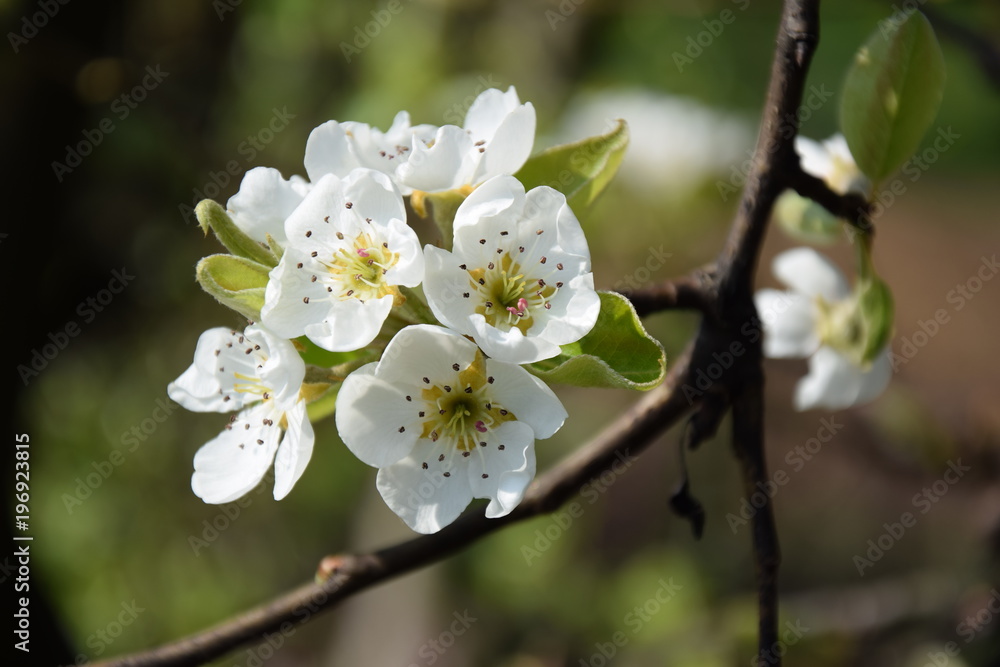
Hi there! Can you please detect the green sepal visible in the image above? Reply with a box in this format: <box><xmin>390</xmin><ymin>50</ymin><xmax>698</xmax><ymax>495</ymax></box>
<box><xmin>840</xmin><ymin>11</ymin><xmax>946</xmax><ymax>184</ymax></box>
<box><xmin>195</xmin><ymin>254</ymin><xmax>271</xmax><ymax>321</ymax></box>
<box><xmin>514</xmin><ymin>119</ymin><xmax>629</xmax><ymax>213</ymax></box>
<box><xmin>774</xmin><ymin>190</ymin><xmax>842</xmax><ymax>244</ymax></box>
<box><xmin>196</xmin><ymin>199</ymin><xmax>279</xmax><ymax>267</ymax></box>
<box><xmin>857</xmin><ymin>277</ymin><xmax>895</xmax><ymax>364</ymax></box>
<box><xmin>526</xmin><ymin>291</ymin><xmax>665</xmax><ymax>390</ymax></box>
<box><xmin>409</xmin><ymin>187</ymin><xmax>473</xmax><ymax>251</ymax></box>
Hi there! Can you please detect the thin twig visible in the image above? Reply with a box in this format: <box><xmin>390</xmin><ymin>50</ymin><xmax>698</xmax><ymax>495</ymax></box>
<box><xmin>92</xmin><ymin>351</ymin><xmax>695</xmax><ymax>667</ymax></box>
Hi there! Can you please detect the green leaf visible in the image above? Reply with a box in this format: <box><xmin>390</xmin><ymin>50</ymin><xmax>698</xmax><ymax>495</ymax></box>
<box><xmin>840</xmin><ymin>11</ymin><xmax>946</xmax><ymax>183</ymax></box>
<box><xmin>858</xmin><ymin>277</ymin><xmax>894</xmax><ymax>364</ymax></box>
<box><xmin>195</xmin><ymin>254</ymin><xmax>271</xmax><ymax>321</ymax></box>
<box><xmin>526</xmin><ymin>291</ymin><xmax>665</xmax><ymax>390</ymax></box>
<box><xmin>196</xmin><ymin>199</ymin><xmax>279</xmax><ymax>267</ymax></box>
<box><xmin>514</xmin><ymin>119</ymin><xmax>629</xmax><ymax>213</ymax></box>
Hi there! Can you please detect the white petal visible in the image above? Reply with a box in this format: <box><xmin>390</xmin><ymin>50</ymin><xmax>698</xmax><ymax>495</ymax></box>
<box><xmin>754</xmin><ymin>289</ymin><xmax>819</xmax><ymax>358</ymax></box>
<box><xmin>302</xmin><ymin>295</ymin><xmax>394</xmax><ymax>352</ymax></box>
<box><xmin>469</xmin><ymin>314</ymin><xmax>561</xmax><ymax>364</ymax></box>
<box><xmin>261</xmin><ymin>250</ymin><xmax>336</xmax><ymax>340</ymax></box>
<box><xmin>422</xmin><ymin>245</ymin><xmax>479</xmax><ymax>332</ymax></box>
<box><xmin>532</xmin><ymin>272</ymin><xmax>601</xmax><ymax>348</ymax></box>
<box><xmin>343</xmin><ymin>168</ymin><xmax>406</xmax><ymax>226</ymax></box>
<box><xmin>244</xmin><ymin>324</ymin><xmax>305</xmax><ymax>405</ymax></box>
<box><xmin>854</xmin><ymin>346</ymin><xmax>893</xmax><ymax>406</ymax></box>
<box><xmin>304</xmin><ymin>121</ymin><xmax>362</xmax><ymax>182</ymax></box>
<box><xmin>485</xmin><ymin>360</ymin><xmax>567</xmax><ymax>439</ymax></box>
<box><xmin>452</xmin><ymin>175</ymin><xmax>524</xmax><ymax>248</ymax></box>
<box><xmin>471</xmin><ymin>102</ymin><xmax>536</xmax><ymax>184</ymax></box>
<box><xmin>376</xmin><ymin>439</ymin><xmax>474</xmax><ymax>534</ymax></box>
<box><xmin>169</xmin><ymin>327</ymin><xmax>254</xmax><ymax>412</ymax></box>
<box><xmin>227</xmin><ymin>167</ymin><xmax>305</xmax><ymax>246</ymax></box>
<box><xmin>467</xmin><ymin>420</ymin><xmax>536</xmax><ymax>519</ymax></box>
<box><xmin>271</xmin><ymin>401</ymin><xmax>315</xmax><ymax>500</ymax></box>
<box><xmin>463</xmin><ymin>88</ymin><xmax>521</xmax><ymax>138</ymax></box>
<box><xmin>521</xmin><ymin>185</ymin><xmax>589</xmax><ymax>259</ymax></box>
<box><xmin>381</xmin><ymin>217</ymin><xmax>425</xmax><ymax>287</ymax></box>
<box><xmin>375</xmin><ymin>325</ymin><xmax>478</xmax><ymax>386</ymax></box>
<box><xmin>794</xmin><ymin>346</ymin><xmax>865</xmax><ymax>411</ymax></box>
<box><xmin>191</xmin><ymin>404</ymin><xmax>281</xmax><ymax>504</ymax></box>
<box><xmin>283</xmin><ymin>173</ymin><xmax>352</xmax><ymax>244</ymax></box>
<box><xmin>795</xmin><ymin>135</ymin><xmax>834</xmax><ymax>180</ymax></box>
<box><xmin>335</xmin><ymin>363</ymin><xmax>422</xmax><ymax>468</ymax></box>
<box><xmin>397</xmin><ymin>125</ymin><xmax>476</xmax><ymax>192</ymax></box>
<box><xmin>772</xmin><ymin>247</ymin><xmax>850</xmax><ymax>301</ymax></box>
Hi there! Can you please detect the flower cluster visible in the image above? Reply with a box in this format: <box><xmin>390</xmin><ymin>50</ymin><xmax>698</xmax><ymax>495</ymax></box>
<box><xmin>762</xmin><ymin>133</ymin><xmax>894</xmax><ymax>411</ymax></box>
<box><xmin>170</xmin><ymin>87</ymin><xmax>598</xmax><ymax>533</ymax></box>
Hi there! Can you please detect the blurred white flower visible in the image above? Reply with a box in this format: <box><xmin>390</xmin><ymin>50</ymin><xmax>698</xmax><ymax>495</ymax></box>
<box><xmin>796</xmin><ymin>133</ymin><xmax>870</xmax><ymax>196</ymax></box>
<box><xmin>755</xmin><ymin>248</ymin><xmax>891</xmax><ymax>411</ymax></box>
<box><xmin>555</xmin><ymin>88</ymin><xmax>754</xmax><ymax>197</ymax></box>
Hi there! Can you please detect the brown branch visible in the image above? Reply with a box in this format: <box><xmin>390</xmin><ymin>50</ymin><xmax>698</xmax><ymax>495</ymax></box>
<box><xmin>617</xmin><ymin>269</ymin><xmax>716</xmax><ymax>318</ymax></box>
<box><xmin>93</xmin><ymin>1</ymin><xmax>827</xmax><ymax>665</ymax></box>
<box><xmin>786</xmin><ymin>166</ymin><xmax>872</xmax><ymax>231</ymax></box>
<box><xmin>92</xmin><ymin>350</ymin><xmax>696</xmax><ymax>667</ymax></box>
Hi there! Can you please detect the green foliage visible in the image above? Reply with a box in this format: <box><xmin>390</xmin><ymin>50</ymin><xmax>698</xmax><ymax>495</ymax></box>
<box><xmin>196</xmin><ymin>199</ymin><xmax>279</xmax><ymax>267</ymax></box>
<box><xmin>840</xmin><ymin>11</ymin><xmax>946</xmax><ymax>184</ymax></box>
<box><xmin>515</xmin><ymin>120</ymin><xmax>629</xmax><ymax>214</ymax></box>
<box><xmin>195</xmin><ymin>254</ymin><xmax>270</xmax><ymax>321</ymax></box>
<box><xmin>527</xmin><ymin>292</ymin><xmax>665</xmax><ymax>390</ymax></box>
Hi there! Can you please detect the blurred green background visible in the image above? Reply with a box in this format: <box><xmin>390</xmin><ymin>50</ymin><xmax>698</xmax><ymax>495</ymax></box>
<box><xmin>4</xmin><ymin>0</ymin><xmax>1000</xmax><ymax>665</ymax></box>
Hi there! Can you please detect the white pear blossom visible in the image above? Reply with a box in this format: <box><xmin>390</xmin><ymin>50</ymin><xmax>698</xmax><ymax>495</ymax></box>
<box><xmin>335</xmin><ymin>325</ymin><xmax>567</xmax><ymax>533</ymax></box>
<box><xmin>167</xmin><ymin>324</ymin><xmax>314</xmax><ymax>503</ymax></box>
<box><xmin>261</xmin><ymin>168</ymin><xmax>424</xmax><ymax>352</ymax></box>
<box><xmin>755</xmin><ymin>247</ymin><xmax>891</xmax><ymax>411</ymax></box>
<box><xmin>303</xmin><ymin>87</ymin><xmax>535</xmax><ymax>195</ymax></box>
<box><xmin>422</xmin><ymin>175</ymin><xmax>600</xmax><ymax>364</ymax></box>
<box><xmin>796</xmin><ymin>133</ymin><xmax>870</xmax><ymax>197</ymax></box>
<box><xmin>227</xmin><ymin>167</ymin><xmax>311</xmax><ymax>247</ymax></box>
